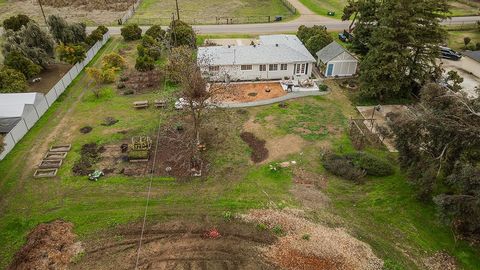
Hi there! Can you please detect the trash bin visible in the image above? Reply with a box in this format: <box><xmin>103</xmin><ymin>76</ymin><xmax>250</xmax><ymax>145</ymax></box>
<box><xmin>275</xmin><ymin>16</ymin><xmax>283</xmax><ymax>22</ymax></box>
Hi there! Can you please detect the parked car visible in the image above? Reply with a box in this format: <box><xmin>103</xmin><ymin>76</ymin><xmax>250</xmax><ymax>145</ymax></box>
<box><xmin>439</xmin><ymin>46</ymin><xmax>462</xmax><ymax>61</ymax></box>
<box><xmin>338</xmin><ymin>30</ymin><xmax>354</xmax><ymax>43</ymax></box>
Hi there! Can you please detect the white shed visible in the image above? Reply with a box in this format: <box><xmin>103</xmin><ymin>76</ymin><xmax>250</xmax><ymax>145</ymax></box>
<box><xmin>316</xmin><ymin>42</ymin><xmax>358</xmax><ymax>77</ymax></box>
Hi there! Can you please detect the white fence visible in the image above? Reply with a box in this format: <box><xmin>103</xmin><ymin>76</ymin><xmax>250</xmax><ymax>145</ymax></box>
<box><xmin>0</xmin><ymin>32</ymin><xmax>110</xmax><ymax>160</ymax></box>
<box><xmin>119</xmin><ymin>0</ymin><xmax>143</xmax><ymax>25</ymax></box>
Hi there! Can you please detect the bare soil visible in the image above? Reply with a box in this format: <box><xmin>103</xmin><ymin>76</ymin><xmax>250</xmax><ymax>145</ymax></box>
<box><xmin>40</xmin><ymin>0</ymin><xmax>130</xmax><ymax>11</ymax></box>
<box><xmin>264</xmin><ymin>134</ymin><xmax>305</xmax><ymax>163</ymax></box>
<box><xmin>423</xmin><ymin>252</ymin><xmax>458</xmax><ymax>270</ymax></box>
<box><xmin>8</xmin><ymin>220</ymin><xmax>83</xmax><ymax>270</ymax></box>
<box><xmin>240</xmin><ymin>132</ymin><xmax>269</xmax><ymax>163</ymax></box>
<box><xmin>122</xmin><ymin>70</ymin><xmax>164</xmax><ymax>94</ymax></box>
<box><xmin>291</xmin><ymin>168</ymin><xmax>330</xmax><ymax>210</ymax></box>
<box><xmin>71</xmin><ymin>220</ymin><xmax>277</xmax><ymax>270</ymax></box>
<box><xmin>241</xmin><ymin>209</ymin><xmax>384</xmax><ymax>270</ymax></box>
<box><xmin>28</xmin><ymin>63</ymin><xmax>72</xmax><ymax>94</ymax></box>
<box><xmin>221</xmin><ymin>83</ymin><xmax>286</xmax><ymax>103</ymax></box>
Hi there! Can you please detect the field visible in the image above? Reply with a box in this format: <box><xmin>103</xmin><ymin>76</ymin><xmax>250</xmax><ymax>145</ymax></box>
<box><xmin>1</xmin><ymin>35</ymin><xmax>480</xmax><ymax>269</ymax></box>
<box><xmin>447</xmin><ymin>28</ymin><xmax>480</xmax><ymax>50</ymax></box>
<box><xmin>130</xmin><ymin>0</ymin><xmax>296</xmax><ymax>25</ymax></box>
<box><xmin>298</xmin><ymin>0</ymin><xmax>480</xmax><ymax>18</ymax></box>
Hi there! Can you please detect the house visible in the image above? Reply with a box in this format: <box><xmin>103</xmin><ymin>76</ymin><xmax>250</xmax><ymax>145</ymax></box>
<box><xmin>197</xmin><ymin>35</ymin><xmax>316</xmax><ymax>81</ymax></box>
<box><xmin>0</xmin><ymin>93</ymin><xmax>49</xmax><ymax>160</ymax></box>
<box><xmin>316</xmin><ymin>41</ymin><xmax>358</xmax><ymax>77</ymax></box>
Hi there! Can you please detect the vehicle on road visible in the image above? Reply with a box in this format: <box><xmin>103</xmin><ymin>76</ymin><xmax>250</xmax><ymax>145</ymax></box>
<box><xmin>440</xmin><ymin>46</ymin><xmax>462</xmax><ymax>61</ymax></box>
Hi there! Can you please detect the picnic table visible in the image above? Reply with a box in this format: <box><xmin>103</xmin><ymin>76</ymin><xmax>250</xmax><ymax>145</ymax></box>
<box><xmin>154</xmin><ymin>99</ymin><xmax>167</xmax><ymax>108</ymax></box>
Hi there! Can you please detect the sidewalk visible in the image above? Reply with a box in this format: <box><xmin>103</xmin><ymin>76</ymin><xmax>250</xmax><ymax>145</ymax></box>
<box><xmin>217</xmin><ymin>90</ymin><xmax>328</xmax><ymax>108</ymax></box>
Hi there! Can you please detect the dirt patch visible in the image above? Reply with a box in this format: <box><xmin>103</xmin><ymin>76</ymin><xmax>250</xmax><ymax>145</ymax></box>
<box><xmin>72</xmin><ymin>143</ymin><xmax>103</xmax><ymax>175</ymax></box>
<box><xmin>423</xmin><ymin>252</ymin><xmax>458</xmax><ymax>270</ymax></box>
<box><xmin>241</xmin><ymin>209</ymin><xmax>384</xmax><ymax>270</ymax></box>
<box><xmin>8</xmin><ymin>220</ymin><xmax>83</xmax><ymax>270</ymax></box>
<box><xmin>101</xmin><ymin>117</ymin><xmax>119</xmax><ymax>126</ymax></box>
<box><xmin>220</xmin><ymin>82</ymin><xmax>286</xmax><ymax>103</ymax></box>
<box><xmin>291</xmin><ymin>168</ymin><xmax>330</xmax><ymax>210</ymax></box>
<box><xmin>240</xmin><ymin>132</ymin><xmax>268</xmax><ymax>163</ymax></box>
<box><xmin>71</xmin><ymin>220</ymin><xmax>277</xmax><ymax>270</ymax></box>
<box><xmin>79</xmin><ymin>126</ymin><xmax>93</xmax><ymax>134</ymax></box>
<box><xmin>265</xmin><ymin>134</ymin><xmax>305</xmax><ymax>163</ymax></box>
<box><xmin>40</xmin><ymin>0</ymin><xmax>130</xmax><ymax>11</ymax></box>
<box><xmin>122</xmin><ymin>70</ymin><xmax>164</xmax><ymax>94</ymax></box>
<box><xmin>28</xmin><ymin>63</ymin><xmax>72</xmax><ymax>94</ymax></box>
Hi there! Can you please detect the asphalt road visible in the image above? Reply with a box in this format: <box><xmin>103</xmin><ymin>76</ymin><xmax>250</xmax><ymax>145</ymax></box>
<box><xmin>86</xmin><ymin>15</ymin><xmax>479</xmax><ymax>35</ymax></box>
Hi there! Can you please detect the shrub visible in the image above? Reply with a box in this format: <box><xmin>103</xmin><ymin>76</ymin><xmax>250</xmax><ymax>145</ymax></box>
<box><xmin>322</xmin><ymin>153</ymin><xmax>365</xmax><ymax>183</ymax></box>
<box><xmin>4</xmin><ymin>51</ymin><xmax>41</xmax><ymax>79</ymax></box>
<box><xmin>121</xmin><ymin>24</ymin><xmax>142</xmax><ymax>41</ymax></box>
<box><xmin>145</xmin><ymin>24</ymin><xmax>165</xmax><ymax>41</ymax></box>
<box><xmin>57</xmin><ymin>44</ymin><xmax>86</xmax><ymax>64</ymax></box>
<box><xmin>319</xmin><ymin>84</ymin><xmax>328</xmax><ymax>91</ymax></box>
<box><xmin>47</xmin><ymin>15</ymin><xmax>86</xmax><ymax>44</ymax></box>
<box><xmin>476</xmin><ymin>42</ymin><xmax>480</xmax><ymax>50</ymax></box>
<box><xmin>101</xmin><ymin>68</ymin><xmax>116</xmax><ymax>83</ymax></box>
<box><xmin>272</xmin><ymin>225</ymin><xmax>285</xmax><ymax>236</ymax></box>
<box><xmin>102</xmin><ymin>53</ymin><xmax>127</xmax><ymax>70</ymax></box>
<box><xmin>128</xmin><ymin>150</ymin><xmax>149</xmax><ymax>160</ymax></box>
<box><xmin>86</xmin><ymin>67</ymin><xmax>116</xmax><ymax>84</ymax></box>
<box><xmin>97</xmin><ymin>25</ymin><xmax>109</xmax><ymax>35</ymax></box>
<box><xmin>168</xmin><ymin>20</ymin><xmax>196</xmax><ymax>48</ymax></box>
<box><xmin>3</xmin><ymin>14</ymin><xmax>30</xmax><ymax>31</ymax></box>
<box><xmin>85</xmin><ymin>27</ymin><xmax>104</xmax><ymax>46</ymax></box>
<box><xmin>135</xmin><ymin>55</ymin><xmax>155</xmax><ymax>72</ymax></box>
<box><xmin>0</xmin><ymin>68</ymin><xmax>28</xmax><ymax>93</ymax></box>
<box><xmin>138</xmin><ymin>35</ymin><xmax>162</xmax><ymax>60</ymax></box>
<box><xmin>346</xmin><ymin>152</ymin><xmax>394</xmax><ymax>176</ymax></box>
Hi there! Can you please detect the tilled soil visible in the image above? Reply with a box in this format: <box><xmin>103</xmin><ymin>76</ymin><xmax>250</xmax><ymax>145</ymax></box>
<box><xmin>240</xmin><ymin>132</ymin><xmax>268</xmax><ymax>163</ymax></box>
<box><xmin>71</xmin><ymin>221</ymin><xmax>277</xmax><ymax>270</ymax></box>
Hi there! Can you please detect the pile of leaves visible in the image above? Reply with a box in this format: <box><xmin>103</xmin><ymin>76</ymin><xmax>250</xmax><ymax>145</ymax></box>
<box><xmin>240</xmin><ymin>132</ymin><xmax>268</xmax><ymax>163</ymax></box>
<box><xmin>72</xmin><ymin>143</ymin><xmax>104</xmax><ymax>175</ymax></box>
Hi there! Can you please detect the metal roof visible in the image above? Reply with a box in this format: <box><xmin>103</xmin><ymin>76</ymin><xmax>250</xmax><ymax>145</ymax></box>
<box><xmin>0</xmin><ymin>117</ymin><xmax>21</xmax><ymax>133</ymax></box>
<box><xmin>463</xmin><ymin>50</ymin><xmax>480</xmax><ymax>63</ymax></box>
<box><xmin>198</xmin><ymin>35</ymin><xmax>315</xmax><ymax>66</ymax></box>
<box><xmin>0</xmin><ymin>93</ymin><xmax>42</xmax><ymax>118</ymax></box>
<box><xmin>316</xmin><ymin>41</ymin><xmax>352</xmax><ymax>63</ymax></box>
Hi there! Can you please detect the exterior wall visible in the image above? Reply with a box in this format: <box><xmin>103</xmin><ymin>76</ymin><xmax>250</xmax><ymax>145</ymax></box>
<box><xmin>206</xmin><ymin>62</ymin><xmax>314</xmax><ymax>81</ymax></box>
<box><xmin>321</xmin><ymin>52</ymin><xmax>358</xmax><ymax>77</ymax></box>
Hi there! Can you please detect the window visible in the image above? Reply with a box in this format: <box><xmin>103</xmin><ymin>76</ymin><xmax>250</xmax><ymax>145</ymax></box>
<box><xmin>281</xmin><ymin>64</ymin><xmax>288</xmax><ymax>71</ymax></box>
<box><xmin>259</xmin><ymin>65</ymin><xmax>266</xmax><ymax>71</ymax></box>
<box><xmin>241</xmin><ymin>65</ymin><xmax>252</xmax><ymax>71</ymax></box>
<box><xmin>269</xmin><ymin>64</ymin><xmax>278</xmax><ymax>71</ymax></box>
<box><xmin>295</xmin><ymin>64</ymin><xmax>301</xmax><ymax>74</ymax></box>
<box><xmin>209</xmin><ymin>66</ymin><xmax>219</xmax><ymax>72</ymax></box>
<box><xmin>301</xmin><ymin>63</ymin><xmax>305</xmax><ymax>74</ymax></box>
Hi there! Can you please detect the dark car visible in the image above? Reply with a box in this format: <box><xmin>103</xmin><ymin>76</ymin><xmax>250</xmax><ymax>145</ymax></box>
<box><xmin>338</xmin><ymin>30</ymin><xmax>354</xmax><ymax>43</ymax></box>
<box><xmin>338</xmin><ymin>33</ymin><xmax>348</xmax><ymax>42</ymax></box>
<box><xmin>440</xmin><ymin>46</ymin><xmax>462</xmax><ymax>61</ymax></box>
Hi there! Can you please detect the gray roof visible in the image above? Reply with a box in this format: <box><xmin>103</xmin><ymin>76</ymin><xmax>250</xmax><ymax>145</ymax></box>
<box><xmin>463</xmin><ymin>50</ymin><xmax>480</xmax><ymax>63</ymax></box>
<box><xmin>0</xmin><ymin>117</ymin><xmax>21</xmax><ymax>133</ymax></box>
<box><xmin>316</xmin><ymin>41</ymin><xmax>352</xmax><ymax>63</ymax></box>
<box><xmin>198</xmin><ymin>35</ymin><xmax>315</xmax><ymax>66</ymax></box>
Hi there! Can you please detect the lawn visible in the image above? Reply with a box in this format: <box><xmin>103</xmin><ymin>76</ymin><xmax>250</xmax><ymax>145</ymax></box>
<box><xmin>448</xmin><ymin>0</ymin><xmax>480</xmax><ymax>16</ymax></box>
<box><xmin>131</xmin><ymin>0</ymin><xmax>296</xmax><ymax>25</ymax></box>
<box><xmin>447</xmin><ymin>29</ymin><xmax>480</xmax><ymax>50</ymax></box>
<box><xmin>1</xmin><ymin>36</ymin><xmax>480</xmax><ymax>269</ymax></box>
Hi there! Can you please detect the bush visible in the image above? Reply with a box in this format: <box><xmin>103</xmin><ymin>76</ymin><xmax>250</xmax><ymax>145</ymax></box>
<box><xmin>346</xmin><ymin>152</ymin><xmax>394</xmax><ymax>176</ymax></box>
<box><xmin>101</xmin><ymin>68</ymin><xmax>116</xmax><ymax>83</ymax></box>
<box><xmin>121</xmin><ymin>24</ymin><xmax>142</xmax><ymax>41</ymax></box>
<box><xmin>322</xmin><ymin>153</ymin><xmax>365</xmax><ymax>183</ymax></box>
<box><xmin>0</xmin><ymin>68</ymin><xmax>28</xmax><ymax>93</ymax></box>
<box><xmin>47</xmin><ymin>15</ymin><xmax>86</xmax><ymax>44</ymax></box>
<box><xmin>86</xmin><ymin>67</ymin><xmax>117</xmax><ymax>84</ymax></box>
<box><xmin>85</xmin><ymin>27</ymin><xmax>105</xmax><ymax>46</ymax></box>
<box><xmin>3</xmin><ymin>14</ymin><xmax>30</xmax><ymax>31</ymax></box>
<box><xmin>168</xmin><ymin>20</ymin><xmax>196</xmax><ymax>48</ymax></box>
<box><xmin>4</xmin><ymin>51</ymin><xmax>41</xmax><ymax>79</ymax></box>
<box><xmin>57</xmin><ymin>44</ymin><xmax>86</xmax><ymax>64</ymax></box>
<box><xmin>135</xmin><ymin>55</ymin><xmax>155</xmax><ymax>72</ymax></box>
<box><xmin>145</xmin><ymin>24</ymin><xmax>165</xmax><ymax>41</ymax></box>
<box><xmin>128</xmin><ymin>150</ymin><xmax>149</xmax><ymax>160</ymax></box>
<box><xmin>97</xmin><ymin>25</ymin><xmax>109</xmax><ymax>35</ymax></box>
<box><xmin>102</xmin><ymin>53</ymin><xmax>127</xmax><ymax>70</ymax></box>
<box><xmin>319</xmin><ymin>84</ymin><xmax>328</xmax><ymax>91</ymax></box>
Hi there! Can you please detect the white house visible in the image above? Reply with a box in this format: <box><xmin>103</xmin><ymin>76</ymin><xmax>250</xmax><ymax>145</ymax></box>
<box><xmin>198</xmin><ymin>35</ymin><xmax>316</xmax><ymax>81</ymax></box>
<box><xmin>316</xmin><ymin>41</ymin><xmax>358</xmax><ymax>77</ymax></box>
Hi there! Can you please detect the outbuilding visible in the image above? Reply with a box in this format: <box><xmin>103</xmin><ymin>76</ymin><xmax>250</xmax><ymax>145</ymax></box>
<box><xmin>316</xmin><ymin>42</ymin><xmax>358</xmax><ymax>77</ymax></box>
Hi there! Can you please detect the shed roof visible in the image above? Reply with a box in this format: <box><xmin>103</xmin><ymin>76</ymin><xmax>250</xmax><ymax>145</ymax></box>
<box><xmin>316</xmin><ymin>41</ymin><xmax>354</xmax><ymax>63</ymax></box>
<box><xmin>0</xmin><ymin>93</ymin><xmax>42</xmax><ymax>118</ymax></box>
<box><xmin>0</xmin><ymin>117</ymin><xmax>21</xmax><ymax>133</ymax></box>
<box><xmin>463</xmin><ymin>50</ymin><xmax>480</xmax><ymax>63</ymax></box>
<box><xmin>198</xmin><ymin>35</ymin><xmax>315</xmax><ymax>66</ymax></box>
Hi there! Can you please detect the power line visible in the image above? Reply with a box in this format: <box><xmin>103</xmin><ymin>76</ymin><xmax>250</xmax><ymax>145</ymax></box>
<box><xmin>133</xmin><ymin>113</ymin><xmax>164</xmax><ymax>269</ymax></box>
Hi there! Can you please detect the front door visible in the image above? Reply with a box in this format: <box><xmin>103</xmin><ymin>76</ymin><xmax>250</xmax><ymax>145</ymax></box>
<box><xmin>326</xmin><ymin>63</ymin><xmax>334</xmax><ymax>76</ymax></box>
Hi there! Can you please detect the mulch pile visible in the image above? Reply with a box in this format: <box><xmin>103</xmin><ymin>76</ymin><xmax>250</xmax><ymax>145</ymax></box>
<box><xmin>123</xmin><ymin>70</ymin><xmax>164</xmax><ymax>94</ymax></box>
<box><xmin>72</xmin><ymin>143</ymin><xmax>104</xmax><ymax>175</ymax></box>
<box><xmin>240</xmin><ymin>132</ymin><xmax>268</xmax><ymax>163</ymax></box>
<box><xmin>79</xmin><ymin>126</ymin><xmax>92</xmax><ymax>134</ymax></box>
<box><xmin>8</xmin><ymin>220</ymin><xmax>82</xmax><ymax>270</ymax></box>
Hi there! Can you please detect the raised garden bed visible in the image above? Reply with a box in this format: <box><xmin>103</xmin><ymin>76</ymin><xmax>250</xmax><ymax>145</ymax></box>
<box><xmin>44</xmin><ymin>152</ymin><xmax>68</xmax><ymax>160</ymax></box>
<box><xmin>34</xmin><ymin>168</ymin><xmax>58</xmax><ymax>178</ymax></box>
<box><xmin>49</xmin><ymin>144</ymin><xmax>72</xmax><ymax>152</ymax></box>
<box><xmin>39</xmin><ymin>159</ymin><xmax>63</xmax><ymax>169</ymax></box>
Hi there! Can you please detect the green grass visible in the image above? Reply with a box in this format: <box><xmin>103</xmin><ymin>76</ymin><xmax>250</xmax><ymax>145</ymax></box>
<box><xmin>131</xmin><ymin>0</ymin><xmax>296</xmax><ymax>25</ymax></box>
<box><xmin>448</xmin><ymin>0</ymin><xmax>480</xmax><ymax>16</ymax></box>
<box><xmin>298</xmin><ymin>0</ymin><xmax>347</xmax><ymax>19</ymax></box>
<box><xmin>447</xmin><ymin>29</ymin><xmax>480</xmax><ymax>50</ymax></box>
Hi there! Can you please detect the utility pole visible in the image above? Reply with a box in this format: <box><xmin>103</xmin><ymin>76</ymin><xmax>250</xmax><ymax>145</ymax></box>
<box><xmin>37</xmin><ymin>0</ymin><xmax>48</xmax><ymax>26</ymax></box>
<box><xmin>175</xmin><ymin>0</ymin><xmax>180</xmax><ymax>21</ymax></box>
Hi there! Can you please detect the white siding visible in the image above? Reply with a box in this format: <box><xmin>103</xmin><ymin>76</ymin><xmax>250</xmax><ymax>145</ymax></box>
<box><xmin>323</xmin><ymin>52</ymin><xmax>358</xmax><ymax>77</ymax></box>
<box><xmin>205</xmin><ymin>62</ymin><xmax>313</xmax><ymax>81</ymax></box>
